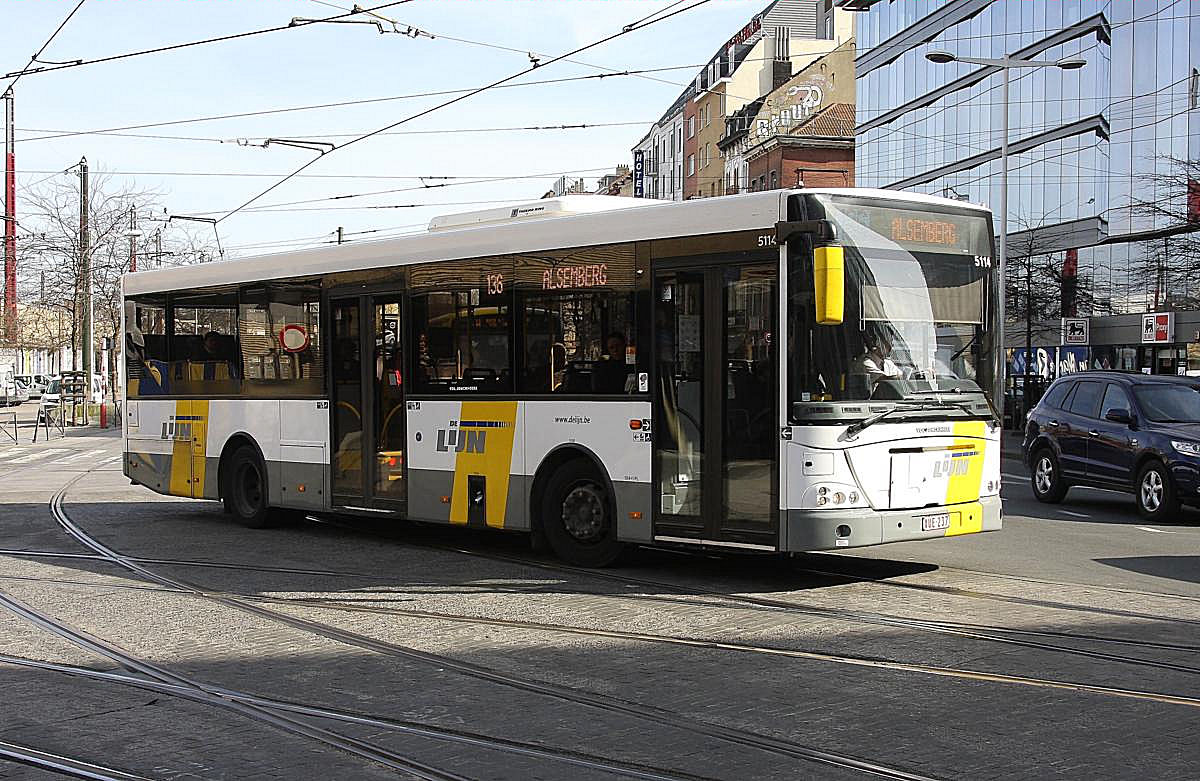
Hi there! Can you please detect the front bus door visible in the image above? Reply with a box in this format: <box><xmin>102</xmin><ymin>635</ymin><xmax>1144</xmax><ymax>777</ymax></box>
<box><xmin>329</xmin><ymin>294</ymin><xmax>407</xmax><ymax>511</ymax></box>
<box><xmin>653</xmin><ymin>263</ymin><xmax>778</xmax><ymax>550</ymax></box>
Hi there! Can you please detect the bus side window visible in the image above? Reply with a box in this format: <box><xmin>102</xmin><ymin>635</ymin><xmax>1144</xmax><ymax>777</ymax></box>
<box><xmin>409</xmin><ymin>288</ymin><xmax>513</xmax><ymax>395</ymax></box>
<box><xmin>125</xmin><ymin>297</ymin><xmax>169</xmax><ymax>397</ymax></box>
<box><xmin>239</xmin><ymin>284</ymin><xmax>322</xmax><ymax>396</ymax></box>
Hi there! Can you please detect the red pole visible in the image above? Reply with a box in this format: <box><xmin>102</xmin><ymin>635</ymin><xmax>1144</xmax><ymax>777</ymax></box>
<box><xmin>3</xmin><ymin>89</ymin><xmax>15</xmax><ymax>343</ymax></box>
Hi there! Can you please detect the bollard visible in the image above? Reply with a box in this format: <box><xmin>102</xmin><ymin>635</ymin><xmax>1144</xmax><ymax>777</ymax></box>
<box><xmin>99</xmin><ymin>402</ymin><xmax>107</xmax><ymax>429</ymax></box>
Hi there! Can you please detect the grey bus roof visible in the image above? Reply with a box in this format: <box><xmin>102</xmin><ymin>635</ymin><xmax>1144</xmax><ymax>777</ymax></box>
<box><xmin>122</xmin><ymin>188</ymin><xmax>988</xmax><ymax>297</ymax></box>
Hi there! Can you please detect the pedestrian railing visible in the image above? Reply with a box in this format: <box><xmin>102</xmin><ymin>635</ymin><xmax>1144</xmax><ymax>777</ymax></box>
<box><xmin>33</xmin><ymin>404</ymin><xmax>66</xmax><ymax>443</ymax></box>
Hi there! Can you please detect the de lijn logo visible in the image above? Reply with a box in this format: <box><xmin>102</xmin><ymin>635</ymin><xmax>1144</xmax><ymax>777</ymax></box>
<box><xmin>160</xmin><ymin>415</ymin><xmax>195</xmax><ymax>441</ymax></box>
<box><xmin>932</xmin><ymin>450</ymin><xmax>978</xmax><ymax>478</ymax></box>
<box><xmin>435</xmin><ymin>419</ymin><xmax>511</xmax><ymax>453</ymax></box>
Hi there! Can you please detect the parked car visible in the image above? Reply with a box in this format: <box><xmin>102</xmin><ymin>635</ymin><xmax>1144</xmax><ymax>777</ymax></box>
<box><xmin>40</xmin><ymin>377</ymin><xmax>61</xmax><ymax>408</ymax></box>
<box><xmin>14</xmin><ymin>374</ymin><xmax>46</xmax><ymax>399</ymax></box>
<box><xmin>1023</xmin><ymin>371</ymin><xmax>1200</xmax><ymax>520</ymax></box>
<box><xmin>9</xmin><ymin>378</ymin><xmax>30</xmax><ymax>406</ymax></box>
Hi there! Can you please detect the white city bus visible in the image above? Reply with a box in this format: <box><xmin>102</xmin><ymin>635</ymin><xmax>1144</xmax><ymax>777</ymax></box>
<box><xmin>122</xmin><ymin>189</ymin><xmax>1002</xmax><ymax>566</ymax></box>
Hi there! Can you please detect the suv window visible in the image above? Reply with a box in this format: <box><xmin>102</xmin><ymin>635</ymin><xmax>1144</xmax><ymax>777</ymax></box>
<box><xmin>1041</xmin><ymin>380</ymin><xmax>1073</xmax><ymax>410</ymax></box>
<box><xmin>1099</xmin><ymin>383</ymin><xmax>1131</xmax><ymax>419</ymax></box>
<box><xmin>1067</xmin><ymin>380</ymin><xmax>1103</xmax><ymax>418</ymax></box>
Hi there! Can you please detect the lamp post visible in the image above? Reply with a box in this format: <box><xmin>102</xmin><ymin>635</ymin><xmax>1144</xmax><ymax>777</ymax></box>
<box><xmin>925</xmin><ymin>50</ymin><xmax>1085</xmax><ymax>421</ymax></box>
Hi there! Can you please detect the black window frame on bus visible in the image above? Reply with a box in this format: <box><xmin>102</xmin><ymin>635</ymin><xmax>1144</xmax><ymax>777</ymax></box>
<box><xmin>407</xmin><ymin>254</ymin><xmax>516</xmax><ymax>396</ymax></box>
<box><xmin>511</xmin><ymin>241</ymin><xmax>646</xmax><ymax>397</ymax></box>
<box><xmin>124</xmin><ymin>281</ymin><xmax>325</xmax><ymax>400</ymax></box>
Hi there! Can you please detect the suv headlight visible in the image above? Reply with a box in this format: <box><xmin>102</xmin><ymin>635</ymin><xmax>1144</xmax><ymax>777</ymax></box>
<box><xmin>1171</xmin><ymin>440</ymin><xmax>1200</xmax><ymax>456</ymax></box>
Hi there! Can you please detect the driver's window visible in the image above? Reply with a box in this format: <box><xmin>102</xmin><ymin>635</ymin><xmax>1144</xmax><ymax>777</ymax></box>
<box><xmin>1099</xmin><ymin>383</ymin><xmax>1130</xmax><ymax>420</ymax></box>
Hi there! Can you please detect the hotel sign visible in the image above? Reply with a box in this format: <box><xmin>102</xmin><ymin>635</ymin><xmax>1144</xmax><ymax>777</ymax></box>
<box><xmin>633</xmin><ymin>150</ymin><xmax>645</xmax><ymax>198</ymax></box>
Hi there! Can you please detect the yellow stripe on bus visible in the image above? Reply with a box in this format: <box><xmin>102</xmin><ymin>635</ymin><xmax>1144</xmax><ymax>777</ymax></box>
<box><xmin>168</xmin><ymin>399</ymin><xmax>192</xmax><ymax>497</ymax></box>
<box><xmin>449</xmin><ymin>400</ymin><xmax>519</xmax><ymax>528</ymax></box>
<box><xmin>943</xmin><ymin>419</ymin><xmax>986</xmax><ymax>506</ymax></box>
<box><xmin>191</xmin><ymin>399</ymin><xmax>210</xmax><ymax>499</ymax></box>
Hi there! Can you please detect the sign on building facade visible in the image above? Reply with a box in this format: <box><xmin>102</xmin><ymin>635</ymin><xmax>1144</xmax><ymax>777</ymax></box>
<box><xmin>633</xmin><ymin>150</ymin><xmax>645</xmax><ymax>198</ymax></box>
<box><xmin>1141</xmin><ymin>312</ymin><xmax>1175</xmax><ymax>343</ymax></box>
<box><xmin>1061</xmin><ymin>317</ymin><xmax>1088</xmax><ymax>345</ymax></box>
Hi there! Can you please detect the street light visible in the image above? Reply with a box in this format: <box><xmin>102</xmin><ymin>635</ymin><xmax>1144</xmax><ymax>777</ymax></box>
<box><xmin>926</xmin><ymin>49</ymin><xmax>1086</xmax><ymax>417</ymax></box>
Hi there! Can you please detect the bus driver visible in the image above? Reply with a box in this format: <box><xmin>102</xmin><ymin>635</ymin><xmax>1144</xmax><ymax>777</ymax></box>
<box><xmin>850</xmin><ymin>326</ymin><xmax>902</xmax><ymax>395</ymax></box>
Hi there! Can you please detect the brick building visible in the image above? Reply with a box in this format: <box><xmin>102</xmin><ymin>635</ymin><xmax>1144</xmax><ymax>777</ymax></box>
<box><xmin>724</xmin><ymin>40</ymin><xmax>855</xmax><ymax>192</ymax></box>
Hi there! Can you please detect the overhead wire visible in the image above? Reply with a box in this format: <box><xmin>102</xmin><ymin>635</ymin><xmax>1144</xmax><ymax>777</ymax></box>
<box><xmin>12</xmin><ymin>120</ymin><xmax>656</xmax><ymax>146</ymax></box>
<box><xmin>1</xmin><ymin>1</ymin><xmax>416</xmax><ymax>81</ymax></box>
<box><xmin>213</xmin><ymin>0</ymin><xmax>718</xmax><ymax>224</ymax></box>
<box><xmin>2</xmin><ymin>0</ymin><xmax>89</xmax><ymax>93</ymax></box>
<box><xmin>15</xmin><ymin>66</ymin><xmax>706</xmax><ymax>144</ymax></box>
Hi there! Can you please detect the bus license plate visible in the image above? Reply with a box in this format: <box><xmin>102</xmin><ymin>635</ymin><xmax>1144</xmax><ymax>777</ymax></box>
<box><xmin>920</xmin><ymin>513</ymin><xmax>951</xmax><ymax>532</ymax></box>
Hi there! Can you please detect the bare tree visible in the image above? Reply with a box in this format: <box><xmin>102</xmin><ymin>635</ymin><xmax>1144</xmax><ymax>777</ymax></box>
<box><xmin>1129</xmin><ymin>155</ymin><xmax>1200</xmax><ymax>309</ymax></box>
<box><xmin>12</xmin><ymin>169</ymin><xmax>212</xmax><ymax>391</ymax></box>
<box><xmin>1003</xmin><ymin>213</ymin><xmax>1097</xmax><ymax>407</ymax></box>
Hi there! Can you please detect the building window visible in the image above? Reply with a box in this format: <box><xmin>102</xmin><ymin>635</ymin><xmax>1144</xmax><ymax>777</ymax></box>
<box><xmin>687</xmin><ymin>116</ymin><xmax>695</xmax><ymax>139</ymax></box>
<box><xmin>688</xmin><ymin>154</ymin><xmax>695</xmax><ymax>177</ymax></box>
<box><xmin>770</xmin><ymin>170</ymin><xmax>778</xmax><ymax>190</ymax></box>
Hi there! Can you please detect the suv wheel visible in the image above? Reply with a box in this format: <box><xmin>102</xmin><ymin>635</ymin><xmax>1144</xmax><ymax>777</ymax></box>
<box><xmin>1031</xmin><ymin>449</ymin><xmax>1068</xmax><ymax>503</ymax></box>
<box><xmin>1136</xmin><ymin>461</ymin><xmax>1180</xmax><ymax>521</ymax></box>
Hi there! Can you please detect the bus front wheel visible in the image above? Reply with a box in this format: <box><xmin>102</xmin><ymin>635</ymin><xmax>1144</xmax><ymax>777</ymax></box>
<box><xmin>223</xmin><ymin>445</ymin><xmax>274</xmax><ymax>529</ymax></box>
<box><xmin>541</xmin><ymin>460</ymin><xmax>624</xmax><ymax>567</ymax></box>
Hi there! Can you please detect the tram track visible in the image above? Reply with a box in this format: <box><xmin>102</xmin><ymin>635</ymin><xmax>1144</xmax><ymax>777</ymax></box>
<box><xmin>290</xmin><ymin>517</ymin><xmax>1200</xmax><ymax>669</ymax></box>
<box><xmin>0</xmin><ymin>738</ymin><xmax>156</xmax><ymax>781</ymax></box>
<box><xmin>244</xmin><ymin>594</ymin><xmax>1200</xmax><ymax>709</ymax></box>
<box><xmin>7</xmin><ymin>532</ymin><xmax>1197</xmax><ymax>630</ymax></box>
<box><xmin>0</xmin><ymin>587</ymin><xmax>473</xmax><ymax>781</ymax></box>
<box><xmin>0</xmin><ymin>653</ymin><xmax>717</xmax><ymax>781</ymax></box>
<box><xmin>41</xmin><ymin>475</ymin><xmax>945</xmax><ymax>781</ymax></box>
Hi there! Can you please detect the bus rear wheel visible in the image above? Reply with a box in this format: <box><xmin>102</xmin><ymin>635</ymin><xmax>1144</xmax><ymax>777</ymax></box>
<box><xmin>541</xmin><ymin>460</ymin><xmax>624</xmax><ymax>567</ymax></box>
<box><xmin>223</xmin><ymin>445</ymin><xmax>274</xmax><ymax>529</ymax></box>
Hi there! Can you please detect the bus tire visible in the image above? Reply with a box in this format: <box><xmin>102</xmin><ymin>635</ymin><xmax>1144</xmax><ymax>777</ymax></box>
<box><xmin>223</xmin><ymin>445</ymin><xmax>275</xmax><ymax>529</ymax></box>
<box><xmin>541</xmin><ymin>459</ymin><xmax>624</xmax><ymax>567</ymax></box>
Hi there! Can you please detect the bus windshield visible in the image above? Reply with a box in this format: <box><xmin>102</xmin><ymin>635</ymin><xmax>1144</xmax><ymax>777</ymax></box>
<box><xmin>789</xmin><ymin>195</ymin><xmax>998</xmax><ymax>423</ymax></box>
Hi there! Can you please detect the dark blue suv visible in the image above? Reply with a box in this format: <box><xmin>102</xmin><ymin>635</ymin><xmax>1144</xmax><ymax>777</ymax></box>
<box><xmin>1023</xmin><ymin>371</ymin><xmax>1200</xmax><ymax>520</ymax></box>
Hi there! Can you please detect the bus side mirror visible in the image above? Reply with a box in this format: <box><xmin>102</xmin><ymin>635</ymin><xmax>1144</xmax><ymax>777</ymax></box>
<box><xmin>813</xmin><ymin>245</ymin><xmax>844</xmax><ymax>325</ymax></box>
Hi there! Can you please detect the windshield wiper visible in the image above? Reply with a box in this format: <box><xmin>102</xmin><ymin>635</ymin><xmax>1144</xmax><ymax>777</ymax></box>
<box><xmin>844</xmin><ymin>400</ymin><xmax>975</xmax><ymax>440</ymax></box>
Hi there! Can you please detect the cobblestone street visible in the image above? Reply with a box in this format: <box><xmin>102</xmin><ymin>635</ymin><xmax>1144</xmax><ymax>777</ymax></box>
<box><xmin>0</xmin><ymin>430</ymin><xmax>1196</xmax><ymax>780</ymax></box>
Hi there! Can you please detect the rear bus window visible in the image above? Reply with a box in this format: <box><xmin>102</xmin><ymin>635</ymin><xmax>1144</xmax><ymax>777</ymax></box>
<box><xmin>125</xmin><ymin>297</ymin><xmax>169</xmax><ymax>397</ymax></box>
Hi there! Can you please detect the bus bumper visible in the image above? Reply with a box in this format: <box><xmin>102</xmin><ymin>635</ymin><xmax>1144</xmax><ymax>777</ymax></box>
<box><xmin>782</xmin><ymin>495</ymin><xmax>1002</xmax><ymax>552</ymax></box>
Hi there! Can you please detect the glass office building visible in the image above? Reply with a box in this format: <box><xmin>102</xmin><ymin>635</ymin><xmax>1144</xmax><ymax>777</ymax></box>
<box><xmin>848</xmin><ymin>0</ymin><xmax>1200</xmax><ymax>388</ymax></box>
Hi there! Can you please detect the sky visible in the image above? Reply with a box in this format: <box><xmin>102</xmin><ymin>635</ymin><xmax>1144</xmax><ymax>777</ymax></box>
<box><xmin>2</xmin><ymin>0</ymin><xmax>769</xmax><ymax>258</ymax></box>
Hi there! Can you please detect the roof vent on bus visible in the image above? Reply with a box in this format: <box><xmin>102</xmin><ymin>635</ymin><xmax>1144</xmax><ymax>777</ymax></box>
<box><xmin>426</xmin><ymin>195</ymin><xmax>666</xmax><ymax>232</ymax></box>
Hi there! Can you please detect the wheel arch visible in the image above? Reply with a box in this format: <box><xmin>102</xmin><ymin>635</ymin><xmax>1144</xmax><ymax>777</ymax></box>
<box><xmin>1134</xmin><ymin>450</ymin><xmax>1168</xmax><ymax>480</ymax></box>
<box><xmin>529</xmin><ymin>443</ymin><xmax>615</xmax><ymax>532</ymax></box>
<box><xmin>216</xmin><ymin>431</ymin><xmax>268</xmax><ymax>502</ymax></box>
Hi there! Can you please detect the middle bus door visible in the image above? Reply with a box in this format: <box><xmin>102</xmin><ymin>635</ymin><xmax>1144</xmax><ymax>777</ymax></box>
<box><xmin>653</xmin><ymin>263</ymin><xmax>778</xmax><ymax>549</ymax></box>
<box><xmin>329</xmin><ymin>294</ymin><xmax>407</xmax><ymax>511</ymax></box>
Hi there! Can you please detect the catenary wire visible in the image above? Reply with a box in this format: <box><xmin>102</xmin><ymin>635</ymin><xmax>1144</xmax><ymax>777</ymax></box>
<box><xmin>0</xmin><ymin>1</ymin><xmax>416</xmax><ymax>81</ymax></box>
<box><xmin>213</xmin><ymin>0</ymin><xmax>718</xmax><ymax>223</ymax></box>
<box><xmin>14</xmin><ymin>66</ymin><xmax>708</xmax><ymax>143</ymax></box>
<box><xmin>1</xmin><ymin>0</ymin><xmax>89</xmax><ymax>93</ymax></box>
